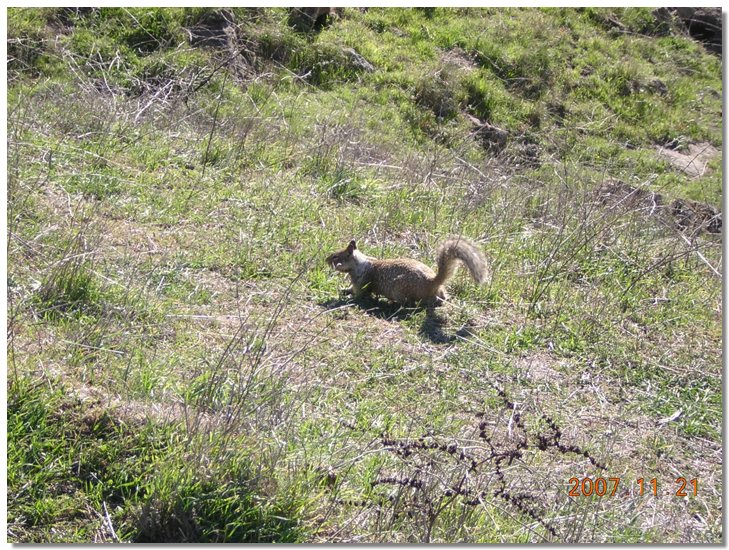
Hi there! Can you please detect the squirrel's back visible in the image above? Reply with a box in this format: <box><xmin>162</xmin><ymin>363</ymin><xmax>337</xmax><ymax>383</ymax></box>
<box><xmin>326</xmin><ymin>237</ymin><xmax>488</xmax><ymax>305</ymax></box>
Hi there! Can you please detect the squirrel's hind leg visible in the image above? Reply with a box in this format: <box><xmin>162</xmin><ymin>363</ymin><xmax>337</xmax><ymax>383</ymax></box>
<box><xmin>433</xmin><ymin>286</ymin><xmax>448</xmax><ymax>306</ymax></box>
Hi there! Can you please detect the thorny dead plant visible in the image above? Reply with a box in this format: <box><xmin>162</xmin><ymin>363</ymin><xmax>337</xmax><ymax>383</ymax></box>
<box><xmin>320</xmin><ymin>382</ymin><xmax>606</xmax><ymax>543</ymax></box>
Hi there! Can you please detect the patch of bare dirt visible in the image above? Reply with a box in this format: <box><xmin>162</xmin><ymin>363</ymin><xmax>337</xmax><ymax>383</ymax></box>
<box><xmin>68</xmin><ymin>382</ymin><xmax>192</xmax><ymax>427</ymax></box>
<box><xmin>656</xmin><ymin>142</ymin><xmax>720</xmax><ymax>178</ymax></box>
<box><xmin>441</xmin><ymin>47</ymin><xmax>478</xmax><ymax>73</ymax></box>
<box><xmin>500</xmin><ymin>353</ymin><xmax>722</xmax><ymax>542</ymax></box>
<box><xmin>515</xmin><ymin>352</ymin><xmax>566</xmax><ymax>384</ymax></box>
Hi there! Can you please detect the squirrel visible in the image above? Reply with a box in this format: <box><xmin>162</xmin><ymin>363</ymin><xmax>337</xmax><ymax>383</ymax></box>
<box><xmin>325</xmin><ymin>237</ymin><xmax>488</xmax><ymax>305</ymax></box>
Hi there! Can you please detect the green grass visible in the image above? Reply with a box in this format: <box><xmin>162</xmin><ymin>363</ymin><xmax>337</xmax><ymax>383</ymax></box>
<box><xmin>8</xmin><ymin>6</ymin><xmax>722</xmax><ymax>544</ymax></box>
<box><xmin>7</xmin><ymin>377</ymin><xmax>306</xmax><ymax>542</ymax></box>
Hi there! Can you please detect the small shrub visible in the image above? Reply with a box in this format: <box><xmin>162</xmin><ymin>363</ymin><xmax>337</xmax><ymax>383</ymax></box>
<box><xmin>461</xmin><ymin>73</ymin><xmax>496</xmax><ymax>120</ymax></box>
<box><xmin>414</xmin><ymin>66</ymin><xmax>461</xmax><ymax>120</ymax></box>
<box><xmin>133</xmin><ymin>455</ymin><xmax>303</xmax><ymax>543</ymax></box>
<box><xmin>99</xmin><ymin>8</ymin><xmax>184</xmax><ymax>54</ymax></box>
<box><xmin>290</xmin><ymin>42</ymin><xmax>374</xmax><ymax>88</ymax></box>
<box><xmin>473</xmin><ymin>34</ymin><xmax>555</xmax><ymax>100</ymax></box>
<box><xmin>7</xmin><ymin>9</ymin><xmax>60</xmax><ymax>78</ymax></box>
<box><xmin>323</xmin><ymin>171</ymin><xmax>373</xmax><ymax>203</ymax></box>
<box><xmin>36</xmin><ymin>259</ymin><xmax>100</xmax><ymax>320</ymax></box>
<box><xmin>255</xmin><ymin>29</ymin><xmax>303</xmax><ymax>65</ymax></box>
<box><xmin>8</xmin><ymin>377</ymin><xmax>306</xmax><ymax>543</ymax></box>
<box><xmin>63</xmin><ymin>173</ymin><xmax>123</xmax><ymax>200</ymax></box>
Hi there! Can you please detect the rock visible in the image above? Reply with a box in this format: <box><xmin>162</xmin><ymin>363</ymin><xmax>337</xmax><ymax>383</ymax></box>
<box><xmin>647</xmin><ymin>78</ymin><xmax>668</xmax><ymax>96</ymax></box>
<box><xmin>670</xmin><ymin>7</ymin><xmax>722</xmax><ymax>55</ymax></box>
<box><xmin>288</xmin><ymin>7</ymin><xmax>341</xmax><ymax>32</ymax></box>
<box><xmin>547</xmin><ymin>101</ymin><xmax>567</xmax><ymax>123</ymax></box>
<box><xmin>651</xmin><ymin>8</ymin><xmax>675</xmax><ymax>35</ymax></box>
<box><xmin>342</xmin><ymin>47</ymin><xmax>375</xmax><ymax>73</ymax></box>
<box><xmin>671</xmin><ymin>198</ymin><xmax>722</xmax><ymax>235</ymax></box>
<box><xmin>56</xmin><ymin>7</ymin><xmax>97</xmax><ymax>26</ymax></box>
<box><xmin>521</xmin><ymin>143</ymin><xmax>540</xmax><ymax>166</ymax></box>
<box><xmin>595</xmin><ymin>179</ymin><xmax>664</xmax><ymax>215</ymax></box>
<box><xmin>480</xmin><ymin>124</ymin><xmax>508</xmax><ymax>152</ymax></box>
<box><xmin>595</xmin><ymin>179</ymin><xmax>722</xmax><ymax>236</ymax></box>
<box><xmin>466</xmin><ymin>114</ymin><xmax>508</xmax><ymax>152</ymax></box>
<box><xmin>186</xmin><ymin>9</ymin><xmax>235</xmax><ymax>48</ymax></box>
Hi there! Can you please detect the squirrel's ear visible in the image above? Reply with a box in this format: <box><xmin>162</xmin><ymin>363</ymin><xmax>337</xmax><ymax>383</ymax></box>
<box><xmin>348</xmin><ymin>240</ymin><xmax>357</xmax><ymax>252</ymax></box>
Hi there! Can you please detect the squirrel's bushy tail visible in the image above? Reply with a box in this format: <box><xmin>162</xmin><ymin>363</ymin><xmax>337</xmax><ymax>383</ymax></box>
<box><xmin>432</xmin><ymin>237</ymin><xmax>489</xmax><ymax>288</ymax></box>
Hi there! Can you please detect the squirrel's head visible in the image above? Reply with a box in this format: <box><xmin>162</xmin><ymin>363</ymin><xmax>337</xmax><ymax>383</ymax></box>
<box><xmin>326</xmin><ymin>240</ymin><xmax>357</xmax><ymax>273</ymax></box>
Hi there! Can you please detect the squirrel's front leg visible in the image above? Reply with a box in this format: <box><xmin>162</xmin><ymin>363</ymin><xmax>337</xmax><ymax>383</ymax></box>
<box><xmin>349</xmin><ymin>280</ymin><xmax>371</xmax><ymax>300</ymax></box>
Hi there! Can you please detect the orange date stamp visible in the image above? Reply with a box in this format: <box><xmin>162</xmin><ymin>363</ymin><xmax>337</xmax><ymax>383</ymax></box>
<box><xmin>567</xmin><ymin>477</ymin><xmax>699</xmax><ymax>497</ymax></box>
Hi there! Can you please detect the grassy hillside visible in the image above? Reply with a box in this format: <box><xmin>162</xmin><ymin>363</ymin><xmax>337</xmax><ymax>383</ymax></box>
<box><xmin>7</xmin><ymin>7</ymin><xmax>722</xmax><ymax>543</ymax></box>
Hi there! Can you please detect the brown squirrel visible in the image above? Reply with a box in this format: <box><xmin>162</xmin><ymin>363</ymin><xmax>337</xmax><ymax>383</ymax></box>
<box><xmin>325</xmin><ymin>238</ymin><xmax>488</xmax><ymax>305</ymax></box>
